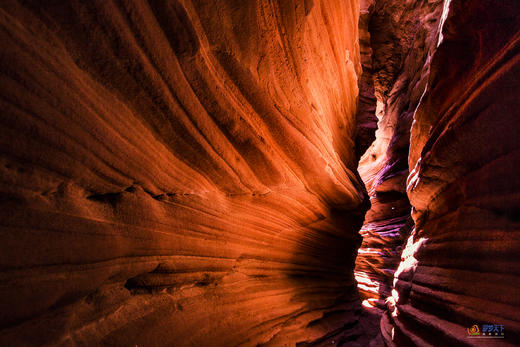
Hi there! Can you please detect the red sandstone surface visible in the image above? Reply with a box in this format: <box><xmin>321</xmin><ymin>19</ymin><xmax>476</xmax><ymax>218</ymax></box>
<box><xmin>1</xmin><ymin>0</ymin><xmax>519</xmax><ymax>346</ymax></box>
<box><xmin>355</xmin><ymin>0</ymin><xmax>520</xmax><ymax>346</ymax></box>
<box><xmin>0</xmin><ymin>1</ymin><xmax>373</xmax><ymax>345</ymax></box>
<box><xmin>386</xmin><ymin>1</ymin><xmax>520</xmax><ymax>345</ymax></box>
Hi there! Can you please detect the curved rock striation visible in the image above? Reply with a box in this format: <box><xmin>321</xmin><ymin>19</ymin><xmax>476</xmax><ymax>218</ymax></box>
<box><xmin>0</xmin><ymin>1</ymin><xmax>374</xmax><ymax>345</ymax></box>
<box><xmin>383</xmin><ymin>0</ymin><xmax>520</xmax><ymax>345</ymax></box>
<box><xmin>3</xmin><ymin>0</ymin><xmax>518</xmax><ymax>345</ymax></box>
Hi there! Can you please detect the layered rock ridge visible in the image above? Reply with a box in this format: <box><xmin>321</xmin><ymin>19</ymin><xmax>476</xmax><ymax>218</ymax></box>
<box><xmin>381</xmin><ymin>0</ymin><xmax>520</xmax><ymax>345</ymax></box>
<box><xmin>0</xmin><ymin>1</ymin><xmax>373</xmax><ymax>345</ymax></box>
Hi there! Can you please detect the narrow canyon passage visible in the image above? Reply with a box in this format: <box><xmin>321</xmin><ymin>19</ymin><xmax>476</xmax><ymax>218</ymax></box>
<box><xmin>355</xmin><ymin>0</ymin><xmax>520</xmax><ymax>345</ymax></box>
<box><xmin>354</xmin><ymin>0</ymin><xmax>444</xmax><ymax>316</ymax></box>
<box><xmin>0</xmin><ymin>0</ymin><xmax>519</xmax><ymax>346</ymax></box>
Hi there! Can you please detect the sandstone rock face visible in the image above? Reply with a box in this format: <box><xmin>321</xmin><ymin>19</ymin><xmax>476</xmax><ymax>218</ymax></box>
<box><xmin>0</xmin><ymin>1</ymin><xmax>374</xmax><ymax>345</ymax></box>
<box><xmin>354</xmin><ymin>0</ymin><xmax>377</xmax><ymax>160</ymax></box>
<box><xmin>3</xmin><ymin>0</ymin><xmax>520</xmax><ymax>345</ymax></box>
<box><xmin>355</xmin><ymin>0</ymin><xmax>443</xmax><ymax>309</ymax></box>
<box><xmin>355</xmin><ymin>0</ymin><xmax>520</xmax><ymax>345</ymax></box>
<box><xmin>383</xmin><ymin>0</ymin><xmax>520</xmax><ymax>345</ymax></box>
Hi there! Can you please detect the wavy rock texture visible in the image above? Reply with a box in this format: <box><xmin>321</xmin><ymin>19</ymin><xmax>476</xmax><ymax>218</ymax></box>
<box><xmin>383</xmin><ymin>0</ymin><xmax>520</xmax><ymax>345</ymax></box>
<box><xmin>355</xmin><ymin>0</ymin><xmax>443</xmax><ymax>309</ymax></box>
<box><xmin>0</xmin><ymin>1</ymin><xmax>378</xmax><ymax>345</ymax></box>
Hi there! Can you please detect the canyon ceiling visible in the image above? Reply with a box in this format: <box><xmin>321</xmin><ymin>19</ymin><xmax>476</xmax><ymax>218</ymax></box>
<box><xmin>0</xmin><ymin>0</ymin><xmax>519</xmax><ymax>346</ymax></box>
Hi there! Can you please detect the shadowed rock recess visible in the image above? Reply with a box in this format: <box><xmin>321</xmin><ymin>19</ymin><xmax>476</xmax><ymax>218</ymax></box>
<box><xmin>0</xmin><ymin>0</ymin><xmax>519</xmax><ymax>346</ymax></box>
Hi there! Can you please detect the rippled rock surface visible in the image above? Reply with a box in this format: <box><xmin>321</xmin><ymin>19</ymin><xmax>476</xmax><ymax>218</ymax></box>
<box><xmin>383</xmin><ymin>0</ymin><xmax>520</xmax><ymax>345</ymax></box>
<box><xmin>0</xmin><ymin>1</ymin><xmax>375</xmax><ymax>345</ymax></box>
<box><xmin>355</xmin><ymin>0</ymin><xmax>520</xmax><ymax>345</ymax></box>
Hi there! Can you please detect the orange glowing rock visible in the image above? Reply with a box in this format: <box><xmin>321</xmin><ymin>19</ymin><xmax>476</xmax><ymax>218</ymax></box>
<box><xmin>0</xmin><ymin>0</ymin><xmax>374</xmax><ymax>345</ymax></box>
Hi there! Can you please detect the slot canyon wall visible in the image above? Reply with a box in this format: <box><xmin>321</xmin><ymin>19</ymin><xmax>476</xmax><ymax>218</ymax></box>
<box><xmin>385</xmin><ymin>0</ymin><xmax>520</xmax><ymax>345</ymax></box>
<box><xmin>1</xmin><ymin>0</ymin><xmax>520</xmax><ymax>346</ymax></box>
<box><xmin>0</xmin><ymin>0</ymin><xmax>380</xmax><ymax>345</ymax></box>
<box><xmin>355</xmin><ymin>0</ymin><xmax>520</xmax><ymax>345</ymax></box>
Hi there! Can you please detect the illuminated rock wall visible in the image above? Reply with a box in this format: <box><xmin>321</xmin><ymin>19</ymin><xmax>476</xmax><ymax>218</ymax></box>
<box><xmin>0</xmin><ymin>1</ymin><xmax>374</xmax><ymax>345</ymax></box>
<box><xmin>2</xmin><ymin>0</ymin><xmax>518</xmax><ymax>345</ymax></box>
<box><xmin>355</xmin><ymin>0</ymin><xmax>520</xmax><ymax>345</ymax></box>
<box><xmin>383</xmin><ymin>0</ymin><xmax>520</xmax><ymax>345</ymax></box>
